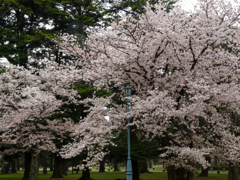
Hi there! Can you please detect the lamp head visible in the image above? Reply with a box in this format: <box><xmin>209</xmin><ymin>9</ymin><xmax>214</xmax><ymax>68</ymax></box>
<box><xmin>125</xmin><ymin>84</ymin><xmax>132</xmax><ymax>97</ymax></box>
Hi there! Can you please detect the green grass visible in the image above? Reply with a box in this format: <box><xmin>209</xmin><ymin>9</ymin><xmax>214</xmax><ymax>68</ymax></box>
<box><xmin>96</xmin><ymin>165</ymin><xmax>165</xmax><ymax>172</ymax></box>
<box><xmin>0</xmin><ymin>170</ymin><xmax>231</xmax><ymax>180</ymax></box>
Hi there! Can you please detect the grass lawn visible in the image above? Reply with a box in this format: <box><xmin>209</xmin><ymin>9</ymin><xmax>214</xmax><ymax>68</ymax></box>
<box><xmin>0</xmin><ymin>170</ymin><xmax>231</xmax><ymax>180</ymax></box>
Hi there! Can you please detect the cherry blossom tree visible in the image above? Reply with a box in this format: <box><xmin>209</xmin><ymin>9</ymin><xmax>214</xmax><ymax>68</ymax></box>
<box><xmin>0</xmin><ymin>61</ymin><xmax>82</xmax><ymax>180</ymax></box>
<box><xmin>59</xmin><ymin>94</ymin><xmax>121</xmax><ymax>180</ymax></box>
<box><xmin>0</xmin><ymin>59</ymin><xmax>122</xmax><ymax>180</ymax></box>
<box><xmin>52</xmin><ymin>36</ymin><xmax>125</xmax><ymax>180</ymax></box>
<box><xmin>57</xmin><ymin>0</ymin><xmax>240</xmax><ymax>179</ymax></box>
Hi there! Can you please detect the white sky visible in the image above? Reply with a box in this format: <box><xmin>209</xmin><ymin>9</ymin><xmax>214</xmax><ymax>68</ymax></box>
<box><xmin>179</xmin><ymin>0</ymin><xmax>238</xmax><ymax>11</ymax></box>
<box><xmin>179</xmin><ymin>0</ymin><xmax>198</xmax><ymax>11</ymax></box>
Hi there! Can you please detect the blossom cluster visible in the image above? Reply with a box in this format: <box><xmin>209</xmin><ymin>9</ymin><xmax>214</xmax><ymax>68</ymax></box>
<box><xmin>0</xmin><ymin>61</ymin><xmax>80</xmax><ymax>154</ymax></box>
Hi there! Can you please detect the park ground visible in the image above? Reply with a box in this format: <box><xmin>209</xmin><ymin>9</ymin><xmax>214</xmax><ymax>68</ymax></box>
<box><xmin>0</xmin><ymin>170</ymin><xmax>233</xmax><ymax>180</ymax></box>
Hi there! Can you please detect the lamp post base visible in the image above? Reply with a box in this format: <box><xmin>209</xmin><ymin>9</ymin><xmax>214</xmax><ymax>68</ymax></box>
<box><xmin>126</xmin><ymin>172</ymin><xmax>133</xmax><ymax>180</ymax></box>
<box><xmin>126</xmin><ymin>157</ymin><xmax>133</xmax><ymax>180</ymax></box>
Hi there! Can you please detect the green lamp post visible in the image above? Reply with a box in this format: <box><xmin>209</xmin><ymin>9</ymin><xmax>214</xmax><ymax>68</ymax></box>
<box><xmin>125</xmin><ymin>84</ymin><xmax>132</xmax><ymax>180</ymax></box>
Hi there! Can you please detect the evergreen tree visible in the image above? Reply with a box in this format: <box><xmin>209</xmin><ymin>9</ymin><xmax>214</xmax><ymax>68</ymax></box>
<box><xmin>0</xmin><ymin>0</ymin><xmax>106</xmax><ymax>67</ymax></box>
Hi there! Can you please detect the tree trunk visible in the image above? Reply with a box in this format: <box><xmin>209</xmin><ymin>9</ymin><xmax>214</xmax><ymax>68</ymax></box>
<box><xmin>199</xmin><ymin>156</ymin><xmax>211</xmax><ymax>177</ymax></box>
<box><xmin>186</xmin><ymin>171</ymin><xmax>194</xmax><ymax>180</ymax></box>
<box><xmin>167</xmin><ymin>166</ymin><xmax>177</xmax><ymax>180</ymax></box>
<box><xmin>132</xmin><ymin>159</ymin><xmax>139</xmax><ymax>180</ymax></box>
<box><xmin>51</xmin><ymin>156</ymin><xmax>64</xmax><ymax>178</ymax></box>
<box><xmin>15</xmin><ymin>10</ymin><xmax>28</xmax><ymax>68</ymax></box>
<box><xmin>130</xmin><ymin>124</ymin><xmax>140</xmax><ymax>180</ymax></box>
<box><xmin>76</xmin><ymin>166</ymin><xmax>79</xmax><ymax>174</ymax></box>
<box><xmin>11</xmin><ymin>160</ymin><xmax>17</xmax><ymax>173</ymax></box>
<box><xmin>139</xmin><ymin>161</ymin><xmax>148</xmax><ymax>173</ymax></box>
<box><xmin>1</xmin><ymin>162</ymin><xmax>10</xmax><ymax>174</ymax></box>
<box><xmin>148</xmin><ymin>160</ymin><xmax>152</xmax><ymax>168</ymax></box>
<box><xmin>43</xmin><ymin>166</ymin><xmax>47</xmax><ymax>174</ymax></box>
<box><xmin>198</xmin><ymin>167</ymin><xmax>209</xmax><ymax>177</ymax></box>
<box><xmin>50</xmin><ymin>154</ymin><xmax>53</xmax><ymax>171</ymax></box>
<box><xmin>17</xmin><ymin>157</ymin><xmax>20</xmax><ymax>171</ymax></box>
<box><xmin>72</xmin><ymin>163</ymin><xmax>73</xmax><ymax>175</ymax></box>
<box><xmin>61</xmin><ymin>163</ymin><xmax>68</xmax><ymax>176</ymax></box>
<box><xmin>42</xmin><ymin>151</ymin><xmax>47</xmax><ymax>174</ymax></box>
<box><xmin>167</xmin><ymin>165</ymin><xmax>186</xmax><ymax>180</ymax></box>
<box><xmin>228</xmin><ymin>163</ymin><xmax>239</xmax><ymax>180</ymax></box>
<box><xmin>22</xmin><ymin>152</ymin><xmax>31</xmax><ymax>180</ymax></box>
<box><xmin>79</xmin><ymin>167</ymin><xmax>91</xmax><ymax>180</ymax></box>
<box><xmin>113</xmin><ymin>161</ymin><xmax>119</xmax><ymax>171</ymax></box>
<box><xmin>29</xmin><ymin>151</ymin><xmax>39</xmax><ymax>180</ymax></box>
<box><xmin>214</xmin><ymin>156</ymin><xmax>218</xmax><ymax>166</ymax></box>
<box><xmin>99</xmin><ymin>161</ymin><xmax>105</xmax><ymax>172</ymax></box>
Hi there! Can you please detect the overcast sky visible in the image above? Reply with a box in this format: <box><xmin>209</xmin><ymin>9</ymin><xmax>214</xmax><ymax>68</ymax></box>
<box><xmin>179</xmin><ymin>0</ymin><xmax>198</xmax><ymax>11</ymax></box>
<box><xmin>180</xmin><ymin>0</ymin><xmax>238</xmax><ymax>11</ymax></box>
